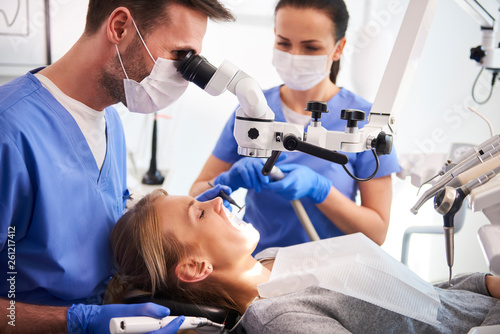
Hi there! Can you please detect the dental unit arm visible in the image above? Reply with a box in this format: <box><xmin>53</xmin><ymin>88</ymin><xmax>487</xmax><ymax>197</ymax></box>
<box><xmin>404</xmin><ymin>0</ymin><xmax>500</xmax><ymax>294</ymax></box>
<box><xmin>411</xmin><ymin>0</ymin><xmax>500</xmax><ymax>214</ymax></box>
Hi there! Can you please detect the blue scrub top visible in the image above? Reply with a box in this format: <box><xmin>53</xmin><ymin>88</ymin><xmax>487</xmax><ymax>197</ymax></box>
<box><xmin>213</xmin><ymin>86</ymin><xmax>401</xmax><ymax>254</ymax></box>
<box><xmin>0</xmin><ymin>70</ymin><xmax>128</xmax><ymax>305</ymax></box>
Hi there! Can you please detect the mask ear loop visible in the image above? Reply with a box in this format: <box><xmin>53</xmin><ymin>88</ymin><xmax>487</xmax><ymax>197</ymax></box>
<box><xmin>115</xmin><ymin>44</ymin><xmax>130</xmax><ymax>80</ymax></box>
<box><xmin>130</xmin><ymin>17</ymin><xmax>157</xmax><ymax>64</ymax></box>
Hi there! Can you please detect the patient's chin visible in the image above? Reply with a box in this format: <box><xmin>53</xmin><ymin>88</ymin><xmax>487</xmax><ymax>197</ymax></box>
<box><xmin>244</xmin><ymin>224</ymin><xmax>260</xmax><ymax>250</ymax></box>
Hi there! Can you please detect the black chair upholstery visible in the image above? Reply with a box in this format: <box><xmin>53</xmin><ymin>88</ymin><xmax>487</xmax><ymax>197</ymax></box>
<box><xmin>124</xmin><ymin>293</ymin><xmax>241</xmax><ymax>330</ymax></box>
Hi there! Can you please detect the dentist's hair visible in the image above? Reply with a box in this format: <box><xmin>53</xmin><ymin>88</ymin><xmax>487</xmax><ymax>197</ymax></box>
<box><xmin>275</xmin><ymin>0</ymin><xmax>349</xmax><ymax>84</ymax></box>
<box><xmin>105</xmin><ymin>189</ymin><xmax>237</xmax><ymax>311</ymax></box>
<box><xmin>84</xmin><ymin>0</ymin><xmax>234</xmax><ymax>36</ymax></box>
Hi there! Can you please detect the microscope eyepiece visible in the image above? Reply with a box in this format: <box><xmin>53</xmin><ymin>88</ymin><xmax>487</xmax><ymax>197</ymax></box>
<box><xmin>177</xmin><ymin>51</ymin><xmax>217</xmax><ymax>89</ymax></box>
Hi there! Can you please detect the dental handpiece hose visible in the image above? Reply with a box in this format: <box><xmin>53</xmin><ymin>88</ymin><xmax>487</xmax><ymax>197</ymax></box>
<box><xmin>266</xmin><ymin>164</ymin><xmax>320</xmax><ymax>241</ymax></box>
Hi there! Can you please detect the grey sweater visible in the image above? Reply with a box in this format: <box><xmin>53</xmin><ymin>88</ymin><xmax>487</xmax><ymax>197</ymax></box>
<box><xmin>239</xmin><ymin>273</ymin><xmax>500</xmax><ymax>334</ymax></box>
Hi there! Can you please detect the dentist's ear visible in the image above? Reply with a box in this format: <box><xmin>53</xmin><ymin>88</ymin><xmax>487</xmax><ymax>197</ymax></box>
<box><xmin>107</xmin><ymin>7</ymin><xmax>133</xmax><ymax>45</ymax></box>
<box><xmin>175</xmin><ymin>259</ymin><xmax>213</xmax><ymax>283</ymax></box>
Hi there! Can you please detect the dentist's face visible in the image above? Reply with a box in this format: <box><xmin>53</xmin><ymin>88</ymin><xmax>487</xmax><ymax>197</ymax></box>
<box><xmin>101</xmin><ymin>2</ymin><xmax>208</xmax><ymax>104</ymax></box>
<box><xmin>155</xmin><ymin>195</ymin><xmax>258</xmax><ymax>270</ymax></box>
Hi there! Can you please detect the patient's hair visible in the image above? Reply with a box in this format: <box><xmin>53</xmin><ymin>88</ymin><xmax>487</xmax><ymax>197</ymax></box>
<box><xmin>275</xmin><ymin>0</ymin><xmax>349</xmax><ymax>84</ymax></box>
<box><xmin>84</xmin><ymin>0</ymin><xmax>234</xmax><ymax>37</ymax></box>
<box><xmin>105</xmin><ymin>189</ymin><xmax>237</xmax><ymax>311</ymax></box>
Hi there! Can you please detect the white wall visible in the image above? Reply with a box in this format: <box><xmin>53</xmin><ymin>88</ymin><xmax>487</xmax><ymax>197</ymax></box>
<box><xmin>1</xmin><ymin>0</ymin><xmax>498</xmax><ymax>283</ymax></box>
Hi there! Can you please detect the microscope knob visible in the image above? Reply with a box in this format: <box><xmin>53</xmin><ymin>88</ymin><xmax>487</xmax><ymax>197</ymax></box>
<box><xmin>248</xmin><ymin>128</ymin><xmax>259</xmax><ymax>140</ymax></box>
<box><xmin>470</xmin><ymin>45</ymin><xmax>486</xmax><ymax>63</ymax></box>
<box><xmin>305</xmin><ymin>101</ymin><xmax>329</xmax><ymax>122</ymax></box>
<box><xmin>340</xmin><ymin>109</ymin><xmax>365</xmax><ymax>128</ymax></box>
<box><xmin>371</xmin><ymin>131</ymin><xmax>393</xmax><ymax>156</ymax></box>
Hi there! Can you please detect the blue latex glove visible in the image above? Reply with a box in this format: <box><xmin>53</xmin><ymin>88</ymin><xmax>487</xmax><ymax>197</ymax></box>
<box><xmin>67</xmin><ymin>302</ymin><xmax>184</xmax><ymax>334</ymax></box>
<box><xmin>196</xmin><ymin>183</ymin><xmax>233</xmax><ymax>211</ymax></box>
<box><xmin>214</xmin><ymin>157</ymin><xmax>270</xmax><ymax>193</ymax></box>
<box><xmin>263</xmin><ymin>164</ymin><xmax>332</xmax><ymax>203</ymax></box>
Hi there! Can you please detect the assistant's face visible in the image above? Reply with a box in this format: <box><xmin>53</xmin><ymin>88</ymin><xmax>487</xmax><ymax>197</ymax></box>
<box><xmin>274</xmin><ymin>6</ymin><xmax>337</xmax><ymax>57</ymax></box>
<box><xmin>155</xmin><ymin>195</ymin><xmax>259</xmax><ymax>269</ymax></box>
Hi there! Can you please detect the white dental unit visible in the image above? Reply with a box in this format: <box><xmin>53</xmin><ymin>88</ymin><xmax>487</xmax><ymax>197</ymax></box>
<box><xmin>110</xmin><ymin>0</ymin><xmax>500</xmax><ymax>332</ymax></box>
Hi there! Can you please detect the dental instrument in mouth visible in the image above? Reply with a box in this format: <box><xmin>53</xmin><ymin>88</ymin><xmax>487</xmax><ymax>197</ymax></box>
<box><xmin>208</xmin><ymin>181</ymin><xmax>245</xmax><ymax>212</ymax></box>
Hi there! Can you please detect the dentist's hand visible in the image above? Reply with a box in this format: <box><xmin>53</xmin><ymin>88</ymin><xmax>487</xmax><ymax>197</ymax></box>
<box><xmin>263</xmin><ymin>164</ymin><xmax>332</xmax><ymax>203</ymax></box>
<box><xmin>67</xmin><ymin>303</ymin><xmax>184</xmax><ymax>334</ymax></box>
<box><xmin>214</xmin><ymin>158</ymin><xmax>270</xmax><ymax>192</ymax></box>
<box><xmin>196</xmin><ymin>184</ymin><xmax>233</xmax><ymax>210</ymax></box>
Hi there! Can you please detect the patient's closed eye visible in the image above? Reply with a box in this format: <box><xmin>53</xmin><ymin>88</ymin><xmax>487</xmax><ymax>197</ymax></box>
<box><xmin>199</xmin><ymin>210</ymin><xmax>205</xmax><ymax>219</ymax></box>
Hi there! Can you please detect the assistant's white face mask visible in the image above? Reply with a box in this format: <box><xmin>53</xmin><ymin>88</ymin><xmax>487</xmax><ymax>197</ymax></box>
<box><xmin>116</xmin><ymin>19</ymin><xmax>189</xmax><ymax>114</ymax></box>
<box><xmin>272</xmin><ymin>46</ymin><xmax>337</xmax><ymax>91</ymax></box>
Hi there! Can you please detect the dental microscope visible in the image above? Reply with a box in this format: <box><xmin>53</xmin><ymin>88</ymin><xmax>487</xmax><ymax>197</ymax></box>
<box><xmin>177</xmin><ymin>51</ymin><xmax>393</xmax><ymax>178</ymax></box>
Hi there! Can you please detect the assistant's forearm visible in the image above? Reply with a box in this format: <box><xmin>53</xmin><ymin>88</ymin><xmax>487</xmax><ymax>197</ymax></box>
<box><xmin>0</xmin><ymin>298</ymin><xmax>68</xmax><ymax>333</ymax></box>
<box><xmin>317</xmin><ymin>187</ymin><xmax>389</xmax><ymax>245</ymax></box>
<box><xmin>189</xmin><ymin>180</ymin><xmax>214</xmax><ymax>198</ymax></box>
<box><xmin>189</xmin><ymin>155</ymin><xmax>233</xmax><ymax>197</ymax></box>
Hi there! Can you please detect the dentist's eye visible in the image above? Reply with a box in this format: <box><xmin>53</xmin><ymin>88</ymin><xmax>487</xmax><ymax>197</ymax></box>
<box><xmin>173</xmin><ymin>49</ymin><xmax>193</xmax><ymax>61</ymax></box>
<box><xmin>199</xmin><ymin>210</ymin><xmax>205</xmax><ymax>219</ymax></box>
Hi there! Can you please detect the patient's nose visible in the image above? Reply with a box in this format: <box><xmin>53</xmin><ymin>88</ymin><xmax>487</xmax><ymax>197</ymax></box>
<box><xmin>212</xmin><ymin>197</ymin><xmax>223</xmax><ymax>214</ymax></box>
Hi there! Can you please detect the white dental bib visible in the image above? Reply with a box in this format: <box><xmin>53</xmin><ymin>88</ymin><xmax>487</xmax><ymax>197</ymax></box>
<box><xmin>257</xmin><ymin>233</ymin><xmax>441</xmax><ymax>326</ymax></box>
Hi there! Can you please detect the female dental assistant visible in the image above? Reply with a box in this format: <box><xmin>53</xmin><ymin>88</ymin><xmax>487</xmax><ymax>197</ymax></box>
<box><xmin>190</xmin><ymin>0</ymin><xmax>400</xmax><ymax>254</ymax></box>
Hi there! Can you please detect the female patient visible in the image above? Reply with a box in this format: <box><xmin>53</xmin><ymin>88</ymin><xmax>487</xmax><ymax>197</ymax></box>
<box><xmin>106</xmin><ymin>189</ymin><xmax>500</xmax><ymax>333</ymax></box>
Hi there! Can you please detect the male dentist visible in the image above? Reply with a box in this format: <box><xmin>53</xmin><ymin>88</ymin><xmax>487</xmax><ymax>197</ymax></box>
<box><xmin>0</xmin><ymin>0</ymin><xmax>234</xmax><ymax>332</ymax></box>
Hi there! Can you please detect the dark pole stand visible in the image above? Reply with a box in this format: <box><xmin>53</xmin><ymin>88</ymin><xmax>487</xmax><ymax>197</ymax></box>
<box><xmin>142</xmin><ymin>114</ymin><xmax>165</xmax><ymax>185</ymax></box>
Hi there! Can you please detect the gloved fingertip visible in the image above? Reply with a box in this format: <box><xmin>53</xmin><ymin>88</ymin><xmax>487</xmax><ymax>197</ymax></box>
<box><xmin>167</xmin><ymin>316</ymin><xmax>185</xmax><ymax>329</ymax></box>
<box><xmin>147</xmin><ymin>303</ymin><xmax>170</xmax><ymax>318</ymax></box>
<box><xmin>221</xmin><ymin>185</ymin><xmax>233</xmax><ymax>195</ymax></box>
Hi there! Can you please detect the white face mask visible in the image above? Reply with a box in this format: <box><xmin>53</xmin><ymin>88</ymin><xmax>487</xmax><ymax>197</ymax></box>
<box><xmin>116</xmin><ymin>19</ymin><xmax>189</xmax><ymax>114</ymax></box>
<box><xmin>272</xmin><ymin>48</ymin><xmax>334</xmax><ymax>91</ymax></box>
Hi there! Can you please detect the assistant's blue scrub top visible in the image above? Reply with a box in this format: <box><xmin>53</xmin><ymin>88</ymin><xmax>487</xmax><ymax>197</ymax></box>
<box><xmin>213</xmin><ymin>86</ymin><xmax>401</xmax><ymax>254</ymax></box>
<box><xmin>0</xmin><ymin>70</ymin><xmax>128</xmax><ymax>305</ymax></box>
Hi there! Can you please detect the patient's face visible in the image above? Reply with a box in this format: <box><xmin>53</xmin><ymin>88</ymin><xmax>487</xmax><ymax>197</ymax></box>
<box><xmin>155</xmin><ymin>195</ymin><xmax>259</xmax><ymax>268</ymax></box>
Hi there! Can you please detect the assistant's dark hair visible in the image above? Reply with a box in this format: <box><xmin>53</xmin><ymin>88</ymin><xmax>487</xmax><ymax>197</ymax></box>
<box><xmin>84</xmin><ymin>0</ymin><xmax>234</xmax><ymax>37</ymax></box>
<box><xmin>275</xmin><ymin>0</ymin><xmax>349</xmax><ymax>84</ymax></box>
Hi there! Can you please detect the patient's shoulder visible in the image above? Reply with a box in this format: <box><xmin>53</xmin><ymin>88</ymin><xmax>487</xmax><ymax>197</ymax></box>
<box><xmin>241</xmin><ymin>287</ymin><xmax>351</xmax><ymax>333</ymax></box>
